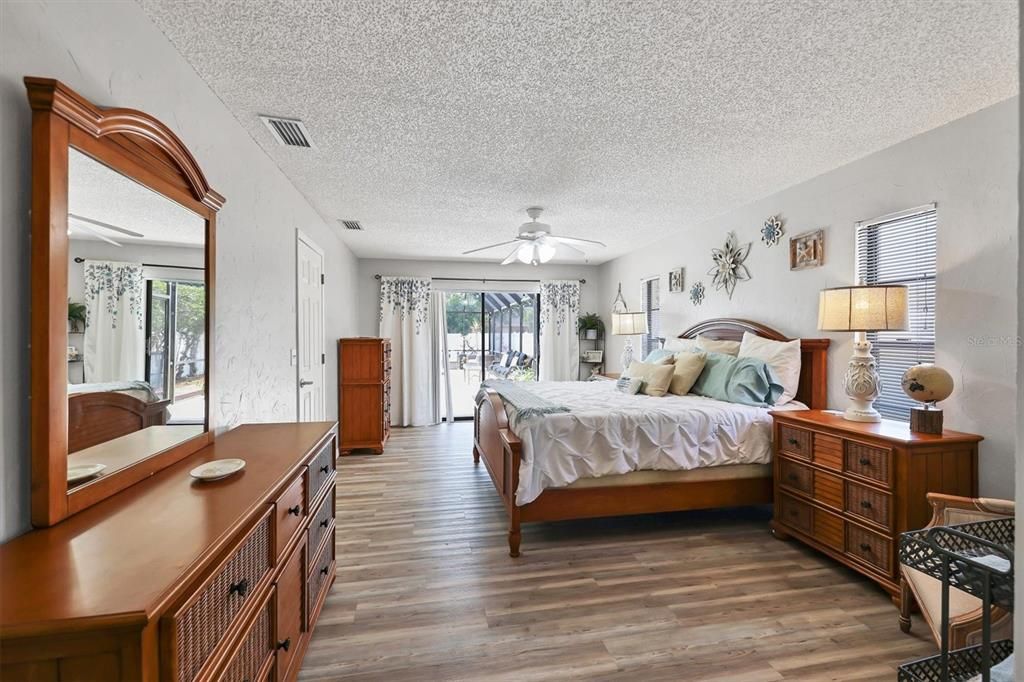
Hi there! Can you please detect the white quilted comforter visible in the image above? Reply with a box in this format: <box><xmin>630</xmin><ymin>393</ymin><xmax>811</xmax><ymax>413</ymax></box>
<box><xmin>503</xmin><ymin>380</ymin><xmax>806</xmax><ymax>505</ymax></box>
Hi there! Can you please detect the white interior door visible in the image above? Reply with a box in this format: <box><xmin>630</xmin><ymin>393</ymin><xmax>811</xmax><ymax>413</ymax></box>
<box><xmin>296</xmin><ymin>231</ymin><xmax>325</xmax><ymax>421</ymax></box>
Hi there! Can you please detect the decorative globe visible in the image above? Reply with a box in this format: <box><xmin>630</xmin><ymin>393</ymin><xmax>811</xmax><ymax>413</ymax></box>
<box><xmin>901</xmin><ymin>364</ymin><xmax>954</xmax><ymax>405</ymax></box>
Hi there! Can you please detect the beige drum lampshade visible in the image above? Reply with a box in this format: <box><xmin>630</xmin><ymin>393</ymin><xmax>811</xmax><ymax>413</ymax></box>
<box><xmin>611</xmin><ymin>311</ymin><xmax>648</xmax><ymax>335</ymax></box>
<box><xmin>818</xmin><ymin>285</ymin><xmax>909</xmax><ymax>332</ymax></box>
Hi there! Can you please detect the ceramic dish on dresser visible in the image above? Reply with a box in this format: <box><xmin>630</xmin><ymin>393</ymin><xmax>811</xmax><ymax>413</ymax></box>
<box><xmin>67</xmin><ymin>463</ymin><xmax>106</xmax><ymax>484</ymax></box>
<box><xmin>190</xmin><ymin>458</ymin><xmax>246</xmax><ymax>481</ymax></box>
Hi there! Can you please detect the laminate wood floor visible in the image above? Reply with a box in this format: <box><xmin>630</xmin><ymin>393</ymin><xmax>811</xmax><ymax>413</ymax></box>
<box><xmin>299</xmin><ymin>423</ymin><xmax>935</xmax><ymax>681</ymax></box>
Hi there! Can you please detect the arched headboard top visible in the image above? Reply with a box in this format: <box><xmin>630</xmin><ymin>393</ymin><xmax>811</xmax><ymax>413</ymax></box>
<box><xmin>678</xmin><ymin>318</ymin><xmax>831</xmax><ymax>409</ymax></box>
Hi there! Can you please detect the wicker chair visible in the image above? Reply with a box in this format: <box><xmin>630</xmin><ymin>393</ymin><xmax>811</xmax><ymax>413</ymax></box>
<box><xmin>898</xmin><ymin>493</ymin><xmax>1014</xmax><ymax>648</ymax></box>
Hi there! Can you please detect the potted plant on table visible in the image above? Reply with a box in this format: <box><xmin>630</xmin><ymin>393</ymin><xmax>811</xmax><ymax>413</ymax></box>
<box><xmin>68</xmin><ymin>300</ymin><xmax>86</xmax><ymax>333</ymax></box>
<box><xmin>578</xmin><ymin>312</ymin><xmax>603</xmax><ymax>340</ymax></box>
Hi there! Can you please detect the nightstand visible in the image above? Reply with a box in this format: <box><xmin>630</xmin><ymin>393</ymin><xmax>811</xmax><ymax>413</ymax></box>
<box><xmin>769</xmin><ymin>409</ymin><xmax>981</xmax><ymax>607</ymax></box>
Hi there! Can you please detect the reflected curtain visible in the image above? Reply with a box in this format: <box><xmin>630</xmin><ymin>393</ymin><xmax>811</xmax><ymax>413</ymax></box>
<box><xmin>83</xmin><ymin>260</ymin><xmax>146</xmax><ymax>383</ymax></box>
<box><xmin>538</xmin><ymin>280</ymin><xmax>580</xmax><ymax>381</ymax></box>
<box><xmin>379</xmin><ymin>276</ymin><xmax>438</xmax><ymax>426</ymax></box>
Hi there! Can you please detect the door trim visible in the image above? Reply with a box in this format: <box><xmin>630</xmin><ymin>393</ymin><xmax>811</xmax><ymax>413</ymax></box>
<box><xmin>296</xmin><ymin>229</ymin><xmax>326</xmax><ymax>421</ymax></box>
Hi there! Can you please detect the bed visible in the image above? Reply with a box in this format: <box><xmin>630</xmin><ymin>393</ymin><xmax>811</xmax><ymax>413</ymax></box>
<box><xmin>67</xmin><ymin>381</ymin><xmax>171</xmax><ymax>453</ymax></box>
<box><xmin>473</xmin><ymin>318</ymin><xmax>830</xmax><ymax>556</ymax></box>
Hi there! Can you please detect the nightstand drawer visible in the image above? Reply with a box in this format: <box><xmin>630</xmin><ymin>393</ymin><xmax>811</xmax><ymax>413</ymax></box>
<box><xmin>846</xmin><ymin>524</ymin><xmax>892</xmax><ymax>575</ymax></box>
<box><xmin>845</xmin><ymin>481</ymin><xmax>891</xmax><ymax>529</ymax></box>
<box><xmin>778</xmin><ymin>458</ymin><xmax>812</xmax><ymax>495</ymax></box>
<box><xmin>844</xmin><ymin>440</ymin><xmax>892</xmax><ymax>486</ymax></box>
<box><xmin>779</xmin><ymin>425</ymin><xmax>812</xmax><ymax>459</ymax></box>
<box><xmin>777</xmin><ymin>493</ymin><xmax>812</xmax><ymax>534</ymax></box>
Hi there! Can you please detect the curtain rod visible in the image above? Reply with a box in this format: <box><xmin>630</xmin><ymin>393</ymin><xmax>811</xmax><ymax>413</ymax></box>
<box><xmin>374</xmin><ymin>274</ymin><xmax>585</xmax><ymax>284</ymax></box>
<box><xmin>73</xmin><ymin>257</ymin><xmax>204</xmax><ymax>271</ymax></box>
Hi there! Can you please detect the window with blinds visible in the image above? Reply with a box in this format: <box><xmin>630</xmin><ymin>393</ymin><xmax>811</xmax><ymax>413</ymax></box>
<box><xmin>642</xmin><ymin>278</ymin><xmax>661</xmax><ymax>357</ymax></box>
<box><xmin>855</xmin><ymin>205</ymin><xmax>937</xmax><ymax>421</ymax></box>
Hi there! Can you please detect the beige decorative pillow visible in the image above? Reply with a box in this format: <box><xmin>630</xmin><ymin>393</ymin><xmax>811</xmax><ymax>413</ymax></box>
<box><xmin>663</xmin><ymin>337</ymin><xmax>698</xmax><ymax>354</ymax></box>
<box><xmin>696</xmin><ymin>335</ymin><xmax>740</xmax><ymax>356</ymax></box>
<box><xmin>626</xmin><ymin>361</ymin><xmax>675</xmax><ymax>397</ymax></box>
<box><xmin>669</xmin><ymin>351</ymin><xmax>707</xmax><ymax>395</ymax></box>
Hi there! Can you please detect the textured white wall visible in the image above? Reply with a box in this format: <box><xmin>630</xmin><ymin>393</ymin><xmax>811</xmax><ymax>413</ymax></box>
<box><xmin>355</xmin><ymin>259</ymin><xmax>602</xmax><ymax>336</ymax></box>
<box><xmin>600</xmin><ymin>98</ymin><xmax>1019</xmax><ymax>498</ymax></box>
<box><xmin>0</xmin><ymin>1</ymin><xmax>360</xmax><ymax>540</ymax></box>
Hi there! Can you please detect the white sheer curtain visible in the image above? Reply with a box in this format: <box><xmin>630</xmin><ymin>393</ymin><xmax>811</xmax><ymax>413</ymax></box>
<box><xmin>83</xmin><ymin>260</ymin><xmax>146</xmax><ymax>383</ymax></box>
<box><xmin>538</xmin><ymin>279</ymin><xmax>581</xmax><ymax>381</ymax></box>
<box><xmin>432</xmin><ymin>291</ymin><xmax>453</xmax><ymax>424</ymax></box>
<box><xmin>379</xmin><ymin>276</ymin><xmax>438</xmax><ymax>426</ymax></box>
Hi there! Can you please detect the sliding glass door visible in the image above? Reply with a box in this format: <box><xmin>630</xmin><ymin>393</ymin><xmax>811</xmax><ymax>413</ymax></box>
<box><xmin>145</xmin><ymin>279</ymin><xmax>206</xmax><ymax>424</ymax></box>
<box><xmin>441</xmin><ymin>290</ymin><xmax>540</xmax><ymax>419</ymax></box>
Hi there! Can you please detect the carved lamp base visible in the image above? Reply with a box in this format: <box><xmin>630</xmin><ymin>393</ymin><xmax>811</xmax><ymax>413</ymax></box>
<box><xmin>843</xmin><ymin>335</ymin><xmax>882</xmax><ymax>423</ymax></box>
<box><xmin>620</xmin><ymin>337</ymin><xmax>636</xmax><ymax>372</ymax></box>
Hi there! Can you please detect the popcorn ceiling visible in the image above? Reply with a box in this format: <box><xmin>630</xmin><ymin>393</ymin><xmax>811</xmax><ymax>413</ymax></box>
<box><xmin>139</xmin><ymin>0</ymin><xmax>1018</xmax><ymax>263</ymax></box>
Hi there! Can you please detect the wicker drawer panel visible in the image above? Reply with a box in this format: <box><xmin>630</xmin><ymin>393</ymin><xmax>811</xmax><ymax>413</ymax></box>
<box><xmin>845</xmin><ymin>482</ymin><xmax>891</xmax><ymax>529</ymax></box>
<box><xmin>778</xmin><ymin>425</ymin><xmax>812</xmax><ymax>459</ymax></box>
<box><xmin>307</xmin><ymin>527</ymin><xmax>336</xmax><ymax>627</ymax></box>
<box><xmin>777</xmin><ymin>494</ymin><xmax>812</xmax><ymax>534</ymax></box>
<box><xmin>812</xmin><ymin>469</ymin><xmax>844</xmax><ymax>511</ymax></box>
<box><xmin>779</xmin><ymin>458</ymin><xmax>812</xmax><ymax>495</ymax></box>
<box><xmin>844</xmin><ymin>441</ymin><xmax>891</xmax><ymax>486</ymax></box>
<box><xmin>221</xmin><ymin>600</ymin><xmax>272</xmax><ymax>682</ymax></box>
<box><xmin>170</xmin><ymin>512</ymin><xmax>272</xmax><ymax>682</ymax></box>
<box><xmin>813</xmin><ymin>506</ymin><xmax>845</xmax><ymax>552</ymax></box>
<box><xmin>812</xmin><ymin>433</ymin><xmax>843</xmax><ymax>471</ymax></box>
<box><xmin>307</xmin><ymin>441</ymin><xmax>336</xmax><ymax>505</ymax></box>
<box><xmin>307</xmin><ymin>484</ymin><xmax>336</xmax><ymax>564</ymax></box>
<box><xmin>846</xmin><ymin>524</ymin><xmax>892</xmax><ymax>574</ymax></box>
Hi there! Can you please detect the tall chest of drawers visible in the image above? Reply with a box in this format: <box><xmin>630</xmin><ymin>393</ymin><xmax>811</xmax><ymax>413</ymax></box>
<box><xmin>338</xmin><ymin>337</ymin><xmax>391</xmax><ymax>454</ymax></box>
<box><xmin>770</xmin><ymin>410</ymin><xmax>981</xmax><ymax>606</ymax></box>
<box><xmin>0</xmin><ymin>422</ymin><xmax>339</xmax><ymax>682</ymax></box>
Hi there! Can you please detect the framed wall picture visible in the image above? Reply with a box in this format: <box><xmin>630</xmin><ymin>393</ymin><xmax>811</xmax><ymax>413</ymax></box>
<box><xmin>583</xmin><ymin>349</ymin><xmax>604</xmax><ymax>363</ymax></box>
<box><xmin>668</xmin><ymin>267</ymin><xmax>685</xmax><ymax>293</ymax></box>
<box><xmin>790</xmin><ymin>229</ymin><xmax>825</xmax><ymax>270</ymax></box>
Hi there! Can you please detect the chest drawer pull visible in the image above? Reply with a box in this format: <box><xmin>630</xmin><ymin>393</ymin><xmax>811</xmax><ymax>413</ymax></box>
<box><xmin>787</xmin><ymin>473</ymin><xmax>798</xmax><ymax>481</ymax></box>
<box><xmin>319</xmin><ymin>464</ymin><xmax>330</xmax><ymax>474</ymax></box>
<box><xmin>319</xmin><ymin>564</ymin><xmax>330</xmax><ymax>577</ymax></box>
<box><xmin>276</xmin><ymin>638</ymin><xmax>291</xmax><ymax>652</ymax></box>
<box><xmin>287</xmin><ymin>504</ymin><xmax>301</xmax><ymax>516</ymax></box>
<box><xmin>787</xmin><ymin>437</ymin><xmax>800</xmax><ymax>446</ymax></box>
<box><xmin>860</xmin><ymin>500</ymin><xmax>872</xmax><ymax>509</ymax></box>
<box><xmin>228</xmin><ymin>578</ymin><xmax>250</xmax><ymax>598</ymax></box>
<box><xmin>859</xmin><ymin>457</ymin><xmax>871</xmax><ymax>466</ymax></box>
<box><xmin>859</xmin><ymin>542</ymin><xmax>871</xmax><ymax>551</ymax></box>
<box><xmin>319</xmin><ymin>518</ymin><xmax>330</xmax><ymax>528</ymax></box>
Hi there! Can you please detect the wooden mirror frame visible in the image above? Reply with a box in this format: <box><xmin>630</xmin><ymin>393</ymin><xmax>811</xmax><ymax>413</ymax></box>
<box><xmin>26</xmin><ymin>77</ymin><xmax>224</xmax><ymax>527</ymax></box>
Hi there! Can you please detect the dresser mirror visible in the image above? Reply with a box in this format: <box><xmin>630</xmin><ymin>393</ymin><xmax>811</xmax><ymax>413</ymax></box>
<box><xmin>27</xmin><ymin>77</ymin><xmax>224</xmax><ymax>526</ymax></box>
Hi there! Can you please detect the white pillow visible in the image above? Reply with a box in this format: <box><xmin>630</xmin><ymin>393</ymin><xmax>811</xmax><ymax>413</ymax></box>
<box><xmin>663</xmin><ymin>338</ymin><xmax>698</xmax><ymax>353</ymax></box>
<box><xmin>738</xmin><ymin>331</ymin><xmax>802</xmax><ymax>405</ymax></box>
<box><xmin>696</xmin><ymin>335</ymin><xmax>741</xmax><ymax>356</ymax></box>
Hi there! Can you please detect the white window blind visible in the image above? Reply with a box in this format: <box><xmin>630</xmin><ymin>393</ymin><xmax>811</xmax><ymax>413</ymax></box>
<box><xmin>855</xmin><ymin>205</ymin><xmax>937</xmax><ymax>421</ymax></box>
<box><xmin>642</xmin><ymin>278</ymin><xmax>661</xmax><ymax>357</ymax></box>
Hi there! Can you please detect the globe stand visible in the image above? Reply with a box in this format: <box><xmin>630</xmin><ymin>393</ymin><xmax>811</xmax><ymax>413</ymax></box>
<box><xmin>910</xmin><ymin>402</ymin><xmax>943</xmax><ymax>435</ymax></box>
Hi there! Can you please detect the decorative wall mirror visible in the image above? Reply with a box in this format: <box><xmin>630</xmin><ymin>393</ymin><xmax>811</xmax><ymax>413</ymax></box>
<box><xmin>27</xmin><ymin>77</ymin><xmax>223</xmax><ymax>526</ymax></box>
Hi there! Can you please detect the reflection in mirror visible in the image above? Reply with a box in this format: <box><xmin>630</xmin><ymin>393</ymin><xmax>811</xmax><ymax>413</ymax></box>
<box><xmin>65</xmin><ymin>148</ymin><xmax>207</xmax><ymax>491</ymax></box>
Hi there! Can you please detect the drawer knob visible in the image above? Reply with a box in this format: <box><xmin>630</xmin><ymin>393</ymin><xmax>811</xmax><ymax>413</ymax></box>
<box><xmin>860</xmin><ymin>500</ymin><xmax>872</xmax><ymax>509</ymax></box>
<box><xmin>787</xmin><ymin>437</ymin><xmax>800</xmax><ymax>447</ymax></box>
<box><xmin>320</xmin><ymin>564</ymin><xmax>331</xmax><ymax>577</ymax></box>
<box><xmin>319</xmin><ymin>464</ymin><xmax>330</xmax><ymax>474</ymax></box>
<box><xmin>276</xmin><ymin>638</ymin><xmax>291</xmax><ymax>652</ymax></box>
<box><xmin>288</xmin><ymin>504</ymin><xmax>301</xmax><ymax>516</ymax></box>
<box><xmin>788</xmin><ymin>510</ymin><xmax>798</xmax><ymax>517</ymax></box>
<box><xmin>319</xmin><ymin>518</ymin><xmax>330</xmax><ymax>529</ymax></box>
<box><xmin>859</xmin><ymin>457</ymin><xmax>872</xmax><ymax>466</ymax></box>
<box><xmin>786</xmin><ymin>473</ymin><xmax>798</xmax><ymax>482</ymax></box>
<box><xmin>859</xmin><ymin>542</ymin><xmax>871</xmax><ymax>552</ymax></box>
<box><xmin>228</xmin><ymin>578</ymin><xmax>249</xmax><ymax>598</ymax></box>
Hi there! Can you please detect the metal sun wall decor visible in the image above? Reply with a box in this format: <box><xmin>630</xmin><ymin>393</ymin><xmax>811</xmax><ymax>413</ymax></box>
<box><xmin>707</xmin><ymin>231</ymin><xmax>751</xmax><ymax>300</ymax></box>
<box><xmin>689</xmin><ymin>280</ymin><xmax>705</xmax><ymax>306</ymax></box>
<box><xmin>761</xmin><ymin>215</ymin><xmax>784</xmax><ymax>246</ymax></box>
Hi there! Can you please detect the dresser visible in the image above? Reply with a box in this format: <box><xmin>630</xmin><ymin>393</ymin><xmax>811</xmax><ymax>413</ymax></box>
<box><xmin>770</xmin><ymin>410</ymin><xmax>981</xmax><ymax>606</ymax></box>
<box><xmin>0</xmin><ymin>422</ymin><xmax>338</xmax><ymax>682</ymax></box>
<box><xmin>337</xmin><ymin>338</ymin><xmax>391</xmax><ymax>454</ymax></box>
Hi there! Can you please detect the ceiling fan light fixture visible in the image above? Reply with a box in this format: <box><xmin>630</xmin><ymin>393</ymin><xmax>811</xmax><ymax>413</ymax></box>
<box><xmin>536</xmin><ymin>240</ymin><xmax>556</xmax><ymax>263</ymax></box>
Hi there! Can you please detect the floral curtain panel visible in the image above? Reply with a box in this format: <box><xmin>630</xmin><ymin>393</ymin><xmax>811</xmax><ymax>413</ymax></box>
<box><xmin>83</xmin><ymin>260</ymin><xmax>146</xmax><ymax>383</ymax></box>
<box><xmin>538</xmin><ymin>279</ymin><xmax>581</xmax><ymax>381</ymax></box>
<box><xmin>378</xmin><ymin>276</ymin><xmax>438</xmax><ymax>426</ymax></box>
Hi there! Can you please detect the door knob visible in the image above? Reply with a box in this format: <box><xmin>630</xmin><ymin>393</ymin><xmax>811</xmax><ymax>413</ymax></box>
<box><xmin>299</xmin><ymin>379</ymin><xmax>314</xmax><ymax>387</ymax></box>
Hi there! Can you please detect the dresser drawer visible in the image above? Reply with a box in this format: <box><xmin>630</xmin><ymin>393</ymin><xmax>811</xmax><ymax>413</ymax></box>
<box><xmin>274</xmin><ymin>474</ymin><xmax>306</xmax><ymax>560</ymax></box>
<box><xmin>844</xmin><ymin>440</ymin><xmax>892</xmax><ymax>487</ymax></box>
<box><xmin>307</xmin><ymin>527</ymin><xmax>336</xmax><ymax>629</ymax></box>
<box><xmin>778</xmin><ymin>425</ymin><xmax>812</xmax><ymax>459</ymax></box>
<box><xmin>307</xmin><ymin>440</ymin><xmax>336</xmax><ymax>505</ymax></box>
<box><xmin>166</xmin><ymin>510</ymin><xmax>272</xmax><ymax>682</ymax></box>
<box><xmin>778</xmin><ymin>458</ymin><xmax>812</xmax><ymax>495</ymax></box>
<box><xmin>274</xmin><ymin>543</ymin><xmax>305</xmax><ymax>682</ymax></box>
<box><xmin>221</xmin><ymin>599</ymin><xmax>273</xmax><ymax>682</ymax></box>
<box><xmin>777</xmin><ymin>493</ymin><xmax>812</xmax><ymax>534</ymax></box>
<box><xmin>845</xmin><ymin>481</ymin><xmax>891</xmax><ymax>529</ymax></box>
<box><xmin>846</xmin><ymin>524</ymin><xmax>892</xmax><ymax>575</ymax></box>
<box><xmin>307</xmin><ymin>484</ymin><xmax>336</xmax><ymax>563</ymax></box>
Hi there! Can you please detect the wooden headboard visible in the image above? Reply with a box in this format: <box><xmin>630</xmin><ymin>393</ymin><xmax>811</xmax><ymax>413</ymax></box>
<box><xmin>679</xmin><ymin>318</ymin><xmax>830</xmax><ymax>409</ymax></box>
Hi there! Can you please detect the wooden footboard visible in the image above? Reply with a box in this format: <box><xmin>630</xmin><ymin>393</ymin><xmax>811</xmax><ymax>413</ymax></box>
<box><xmin>68</xmin><ymin>392</ymin><xmax>171</xmax><ymax>453</ymax></box>
<box><xmin>473</xmin><ymin>388</ymin><xmax>523</xmax><ymax>556</ymax></box>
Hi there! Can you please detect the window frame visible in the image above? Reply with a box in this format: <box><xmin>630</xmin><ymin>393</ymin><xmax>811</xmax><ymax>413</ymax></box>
<box><xmin>640</xmin><ymin>276</ymin><xmax>661</xmax><ymax>358</ymax></box>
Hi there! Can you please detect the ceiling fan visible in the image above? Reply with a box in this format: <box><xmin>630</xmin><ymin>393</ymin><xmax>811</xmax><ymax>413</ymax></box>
<box><xmin>462</xmin><ymin>207</ymin><xmax>606</xmax><ymax>265</ymax></box>
<box><xmin>67</xmin><ymin>212</ymin><xmax>144</xmax><ymax>247</ymax></box>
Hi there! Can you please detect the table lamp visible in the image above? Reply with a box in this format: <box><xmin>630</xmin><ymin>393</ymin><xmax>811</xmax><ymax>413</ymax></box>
<box><xmin>612</xmin><ymin>311</ymin><xmax>648</xmax><ymax>370</ymax></box>
<box><xmin>818</xmin><ymin>284</ymin><xmax>908</xmax><ymax>422</ymax></box>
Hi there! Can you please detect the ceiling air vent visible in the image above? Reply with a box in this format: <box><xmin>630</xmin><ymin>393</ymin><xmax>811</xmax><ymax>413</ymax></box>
<box><xmin>259</xmin><ymin>115</ymin><xmax>315</xmax><ymax>149</ymax></box>
<box><xmin>340</xmin><ymin>220</ymin><xmax>363</xmax><ymax>231</ymax></box>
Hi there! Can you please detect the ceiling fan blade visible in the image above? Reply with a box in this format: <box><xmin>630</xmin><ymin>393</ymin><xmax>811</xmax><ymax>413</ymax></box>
<box><xmin>546</xmin><ymin>234</ymin><xmax>606</xmax><ymax>248</ymax></box>
<box><xmin>552</xmin><ymin>240</ymin><xmax>587</xmax><ymax>257</ymax></box>
<box><xmin>462</xmin><ymin>239</ymin><xmax>520</xmax><ymax>255</ymax></box>
<box><xmin>71</xmin><ymin>219</ymin><xmax>123</xmax><ymax>247</ymax></box>
<box><xmin>69</xmin><ymin>213</ymin><xmax>145</xmax><ymax>239</ymax></box>
<box><xmin>500</xmin><ymin>246</ymin><xmax>522</xmax><ymax>265</ymax></box>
